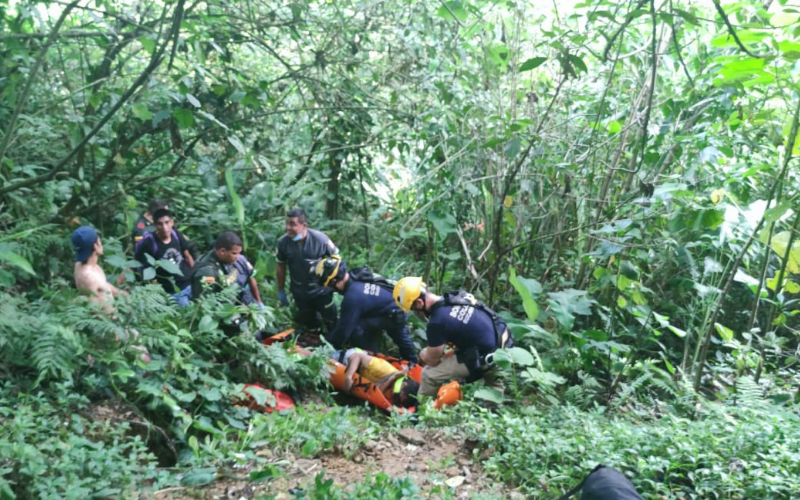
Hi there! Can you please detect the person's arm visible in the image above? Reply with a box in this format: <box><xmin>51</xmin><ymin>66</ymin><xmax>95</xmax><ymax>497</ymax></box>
<box><xmin>376</xmin><ymin>366</ymin><xmax>408</xmax><ymax>394</ymax></box>
<box><xmin>179</xmin><ymin>232</ymin><xmax>195</xmax><ymax>267</ymax></box>
<box><xmin>134</xmin><ymin>239</ymin><xmax>153</xmax><ymax>281</ymax></box>
<box><xmin>389</xmin><ymin>322</ymin><xmax>417</xmax><ymax>363</ymax></box>
<box><xmin>276</xmin><ymin>262</ymin><xmax>286</xmax><ymax>291</ymax></box>
<box><xmin>343</xmin><ymin>351</ymin><xmax>370</xmax><ymax>392</ymax></box>
<box><xmin>420</xmin><ymin>344</ymin><xmax>445</xmax><ymax>366</ymax></box>
<box><xmin>326</xmin><ymin>297</ymin><xmax>360</xmax><ymax>349</ymax></box>
<box><xmin>324</xmin><ymin>236</ymin><xmax>339</xmax><ymax>257</ymax></box>
<box><xmin>183</xmin><ymin>249</ymin><xmax>195</xmax><ymax>268</ymax></box>
<box><xmin>248</xmin><ymin>276</ymin><xmax>263</xmax><ymax>304</ymax></box>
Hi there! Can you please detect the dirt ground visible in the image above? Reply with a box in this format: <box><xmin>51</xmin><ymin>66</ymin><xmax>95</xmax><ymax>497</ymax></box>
<box><xmin>151</xmin><ymin>428</ymin><xmax>518</xmax><ymax>499</ymax></box>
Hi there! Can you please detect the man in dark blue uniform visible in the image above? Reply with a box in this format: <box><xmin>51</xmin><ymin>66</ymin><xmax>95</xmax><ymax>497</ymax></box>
<box><xmin>311</xmin><ymin>256</ymin><xmax>417</xmax><ymax>362</ymax></box>
<box><xmin>276</xmin><ymin>208</ymin><xmax>338</xmax><ymax>332</ymax></box>
<box><xmin>393</xmin><ymin>277</ymin><xmax>513</xmax><ymax>397</ymax></box>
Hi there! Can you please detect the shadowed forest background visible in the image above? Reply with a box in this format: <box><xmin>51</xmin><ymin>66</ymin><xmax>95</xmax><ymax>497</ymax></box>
<box><xmin>2</xmin><ymin>0</ymin><xmax>800</xmax><ymax>497</ymax></box>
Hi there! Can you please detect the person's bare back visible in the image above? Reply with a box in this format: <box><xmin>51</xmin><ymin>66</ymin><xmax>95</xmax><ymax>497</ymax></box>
<box><xmin>72</xmin><ymin>226</ymin><xmax>121</xmax><ymax>310</ymax></box>
<box><xmin>74</xmin><ymin>260</ymin><xmax>118</xmax><ymax>305</ymax></box>
<box><xmin>71</xmin><ymin>226</ymin><xmax>147</xmax><ymax>361</ymax></box>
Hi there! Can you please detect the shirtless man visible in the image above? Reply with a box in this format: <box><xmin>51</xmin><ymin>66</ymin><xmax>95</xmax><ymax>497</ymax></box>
<box><xmin>72</xmin><ymin>226</ymin><xmax>149</xmax><ymax>362</ymax></box>
<box><xmin>72</xmin><ymin>226</ymin><xmax>123</xmax><ymax>310</ymax></box>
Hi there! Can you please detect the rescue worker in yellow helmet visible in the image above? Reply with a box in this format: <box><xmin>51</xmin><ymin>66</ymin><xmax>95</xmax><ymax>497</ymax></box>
<box><xmin>393</xmin><ymin>277</ymin><xmax>513</xmax><ymax>397</ymax></box>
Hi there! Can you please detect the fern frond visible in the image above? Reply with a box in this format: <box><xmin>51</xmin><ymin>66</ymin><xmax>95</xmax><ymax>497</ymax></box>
<box><xmin>33</xmin><ymin>324</ymin><xmax>82</xmax><ymax>385</ymax></box>
<box><xmin>729</xmin><ymin>375</ymin><xmax>764</xmax><ymax>408</ymax></box>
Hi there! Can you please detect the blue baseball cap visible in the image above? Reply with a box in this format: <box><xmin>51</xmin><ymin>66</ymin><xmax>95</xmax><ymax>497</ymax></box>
<box><xmin>71</xmin><ymin>226</ymin><xmax>98</xmax><ymax>262</ymax></box>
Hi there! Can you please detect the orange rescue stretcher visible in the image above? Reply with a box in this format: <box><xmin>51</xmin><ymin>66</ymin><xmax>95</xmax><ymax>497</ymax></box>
<box><xmin>262</xmin><ymin>328</ymin><xmax>462</xmax><ymax>412</ymax></box>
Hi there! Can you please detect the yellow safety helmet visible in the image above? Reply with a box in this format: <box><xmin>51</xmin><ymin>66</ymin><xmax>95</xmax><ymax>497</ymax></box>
<box><xmin>393</xmin><ymin>276</ymin><xmax>425</xmax><ymax>312</ymax></box>
<box><xmin>311</xmin><ymin>255</ymin><xmax>346</xmax><ymax>287</ymax></box>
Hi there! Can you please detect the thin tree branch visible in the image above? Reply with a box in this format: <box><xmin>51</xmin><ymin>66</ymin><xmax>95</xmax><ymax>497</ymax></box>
<box><xmin>0</xmin><ymin>0</ymin><xmax>80</xmax><ymax>170</ymax></box>
<box><xmin>0</xmin><ymin>3</ymin><xmax>179</xmax><ymax>197</ymax></box>
<box><xmin>712</xmin><ymin>0</ymin><xmax>769</xmax><ymax>58</ymax></box>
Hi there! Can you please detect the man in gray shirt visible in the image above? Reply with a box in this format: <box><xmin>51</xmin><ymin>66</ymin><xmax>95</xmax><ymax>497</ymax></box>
<box><xmin>276</xmin><ymin>208</ymin><xmax>339</xmax><ymax>332</ymax></box>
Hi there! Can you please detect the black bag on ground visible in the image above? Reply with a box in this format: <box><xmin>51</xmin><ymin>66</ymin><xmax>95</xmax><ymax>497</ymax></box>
<box><xmin>557</xmin><ymin>465</ymin><xmax>643</xmax><ymax>500</ymax></box>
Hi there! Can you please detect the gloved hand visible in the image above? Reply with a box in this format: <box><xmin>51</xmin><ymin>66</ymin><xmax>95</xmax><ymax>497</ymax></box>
<box><xmin>278</xmin><ymin>290</ymin><xmax>289</xmax><ymax>307</ymax></box>
<box><xmin>257</xmin><ymin>301</ymin><xmax>265</xmax><ymax>310</ymax></box>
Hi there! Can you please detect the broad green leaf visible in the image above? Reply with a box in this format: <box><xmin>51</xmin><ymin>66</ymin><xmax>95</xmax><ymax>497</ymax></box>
<box><xmin>667</xmin><ymin>325</ymin><xmax>687</xmax><ymax>338</ymax></box>
<box><xmin>88</xmin><ymin>93</ymin><xmax>103</xmax><ymax>108</ymax></box>
<box><xmin>139</xmin><ymin>36</ymin><xmax>155</xmax><ymax>54</ymax></box>
<box><xmin>152</xmin><ymin>109</ymin><xmax>171</xmax><ymax>127</ymax></box>
<box><xmin>770</xmin><ymin>231</ymin><xmax>800</xmax><ymax>273</ymax></box>
<box><xmin>714</xmin><ymin>323</ymin><xmax>734</xmax><ymax>341</ymax></box>
<box><xmin>770</xmin><ymin>11</ymin><xmax>800</xmax><ymax>27</ymax></box>
<box><xmin>198</xmin><ymin>110</ymin><xmax>229</xmax><ymax>130</ymax></box>
<box><xmin>156</xmin><ymin>259</ymin><xmax>183</xmax><ymax>276</ymax></box>
<box><xmin>482</xmin><ymin>137</ymin><xmax>506</xmax><ymax>148</ymax></box>
<box><xmin>766</xmin><ymin>274</ymin><xmax>798</xmax><ymax>293</ymax></box>
<box><xmin>617</xmin><ymin>296</ymin><xmax>627</xmax><ymax>308</ymax></box>
<box><xmin>142</xmin><ymin>267</ymin><xmax>156</xmax><ymax>281</ymax></box>
<box><xmin>225</xmin><ymin>169</ymin><xmax>245</xmax><ymax>227</ymax></box>
<box><xmin>172</xmin><ymin>108</ymin><xmax>194</xmax><ymax>129</ymax></box>
<box><xmin>131</xmin><ymin>103</ymin><xmax>152</xmax><ymax>120</ymax></box>
<box><xmin>473</xmin><ymin>387</ymin><xmax>504</xmax><ymax>404</ymax></box>
<box><xmin>0</xmin><ymin>250</ymin><xmax>34</xmax><ymax>275</ymax></box>
<box><xmin>764</xmin><ymin>200</ymin><xmax>792</xmax><ymax>222</ymax></box>
<box><xmin>672</xmin><ymin>8</ymin><xmax>698</xmax><ymax>26</ymax></box>
<box><xmin>426</xmin><ymin>211</ymin><xmax>456</xmax><ymax>237</ymax></box>
<box><xmin>436</xmin><ymin>1</ymin><xmax>468</xmax><ymax>22</ymax></box>
<box><xmin>201</xmin><ymin>387</ymin><xmax>222</xmax><ymax>402</ymax></box>
<box><xmin>186</xmin><ymin>94</ymin><xmax>201</xmax><ymax>108</ymax></box>
<box><xmin>607</xmin><ymin>121</ymin><xmax>622</xmax><ymax>134</ymax></box>
<box><xmin>244</xmin><ymin>385</ymin><xmax>269</xmax><ymax>406</ymax></box>
<box><xmin>228</xmin><ymin>135</ymin><xmax>246</xmax><ymax>155</ymax></box>
<box><xmin>509</xmin><ymin>267</ymin><xmax>539</xmax><ymax>322</ymax></box>
<box><xmin>181</xmin><ymin>468</ymin><xmax>216</xmax><ymax>486</ymax></box>
<box><xmin>518</xmin><ymin>57</ymin><xmax>546</xmax><ymax>72</ymax></box>
<box><xmin>716</xmin><ymin>58</ymin><xmax>765</xmax><ymax>83</ymax></box>
<box><xmin>778</xmin><ymin>40</ymin><xmax>800</xmax><ymax>60</ymax></box>
<box><xmin>301</xmin><ymin>438</ymin><xmax>319</xmax><ymax>457</ymax></box>
<box><xmin>488</xmin><ymin>45</ymin><xmax>510</xmax><ymax>66</ymax></box>
<box><xmin>567</xmin><ymin>54</ymin><xmax>587</xmax><ymax>73</ymax></box>
<box><xmin>506</xmin><ymin>347</ymin><xmax>535</xmax><ymax>367</ymax></box>
<box><xmin>504</xmin><ymin>137</ymin><xmax>521</xmax><ymax>160</ymax></box>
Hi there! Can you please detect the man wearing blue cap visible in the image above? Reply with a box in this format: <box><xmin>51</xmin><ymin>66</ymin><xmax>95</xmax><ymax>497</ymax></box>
<box><xmin>72</xmin><ymin>225</ymin><xmax>151</xmax><ymax>362</ymax></box>
<box><xmin>72</xmin><ymin>226</ymin><xmax>124</xmax><ymax>308</ymax></box>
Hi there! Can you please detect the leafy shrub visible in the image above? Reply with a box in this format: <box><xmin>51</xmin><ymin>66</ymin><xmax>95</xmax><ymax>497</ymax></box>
<box><xmin>445</xmin><ymin>399</ymin><xmax>800</xmax><ymax>498</ymax></box>
<box><xmin>0</xmin><ymin>387</ymin><xmax>164</xmax><ymax>498</ymax></box>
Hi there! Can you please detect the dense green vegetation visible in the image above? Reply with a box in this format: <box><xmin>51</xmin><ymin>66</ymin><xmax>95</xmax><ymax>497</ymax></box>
<box><xmin>2</xmin><ymin>0</ymin><xmax>800</xmax><ymax>497</ymax></box>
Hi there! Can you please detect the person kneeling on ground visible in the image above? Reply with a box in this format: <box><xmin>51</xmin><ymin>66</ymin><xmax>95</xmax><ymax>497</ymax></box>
<box><xmin>393</xmin><ymin>277</ymin><xmax>513</xmax><ymax>398</ymax></box>
<box><xmin>333</xmin><ymin>348</ymin><xmax>419</xmax><ymax>409</ymax></box>
<box><xmin>311</xmin><ymin>255</ymin><xmax>417</xmax><ymax>362</ymax></box>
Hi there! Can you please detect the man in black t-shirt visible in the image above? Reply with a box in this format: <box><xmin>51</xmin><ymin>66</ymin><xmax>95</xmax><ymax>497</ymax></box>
<box><xmin>276</xmin><ymin>208</ymin><xmax>338</xmax><ymax>332</ymax></box>
<box><xmin>134</xmin><ymin>208</ymin><xmax>195</xmax><ymax>307</ymax></box>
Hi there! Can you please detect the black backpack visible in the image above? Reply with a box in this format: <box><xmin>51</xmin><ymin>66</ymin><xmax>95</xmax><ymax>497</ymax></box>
<box><xmin>348</xmin><ymin>266</ymin><xmax>397</xmax><ymax>294</ymax></box>
<box><xmin>434</xmin><ymin>290</ymin><xmax>507</xmax><ymax>348</ymax></box>
<box><xmin>557</xmin><ymin>465</ymin><xmax>643</xmax><ymax>500</ymax></box>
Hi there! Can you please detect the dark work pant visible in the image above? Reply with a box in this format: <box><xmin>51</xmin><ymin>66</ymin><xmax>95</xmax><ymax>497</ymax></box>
<box><xmin>293</xmin><ymin>292</ymin><xmax>337</xmax><ymax>333</ymax></box>
<box><xmin>348</xmin><ymin>315</ymin><xmax>417</xmax><ymax>363</ymax></box>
